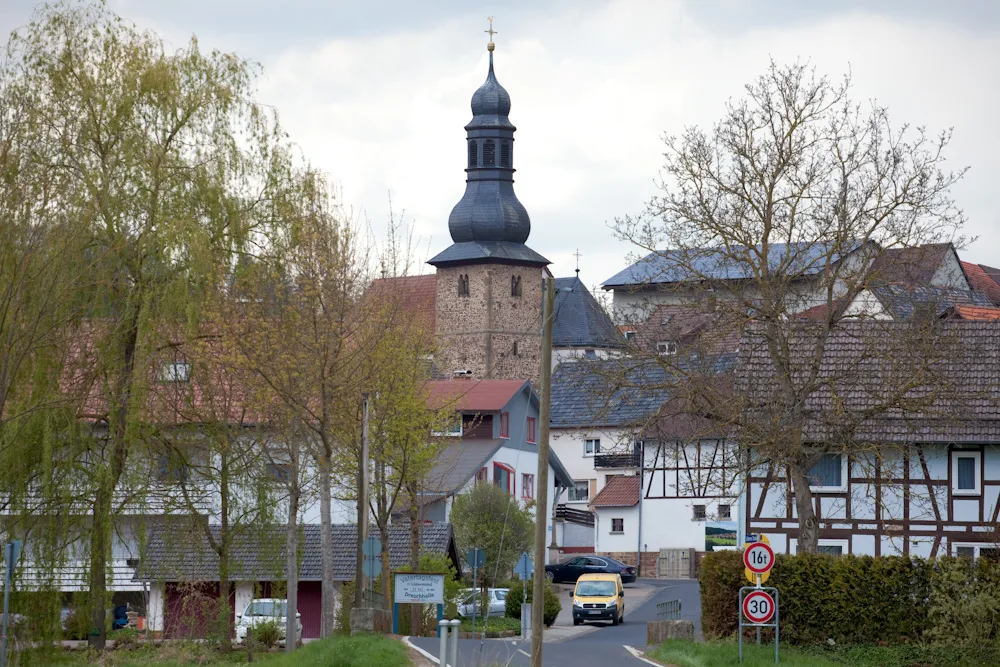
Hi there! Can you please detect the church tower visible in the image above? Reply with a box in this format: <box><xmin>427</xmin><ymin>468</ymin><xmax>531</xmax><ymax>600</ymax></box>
<box><xmin>429</xmin><ymin>30</ymin><xmax>549</xmax><ymax>383</ymax></box>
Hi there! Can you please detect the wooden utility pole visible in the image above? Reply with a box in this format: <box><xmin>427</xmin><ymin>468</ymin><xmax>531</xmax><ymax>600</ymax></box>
<box><xmin>531</xmin><ymin>278</ymin><xmax>555</xmax><ymax>666</ymax></box>
<box><xmin>355</xmin><ymin>393</ymin><xmax>371</xmax><ymax>606</ymax></box>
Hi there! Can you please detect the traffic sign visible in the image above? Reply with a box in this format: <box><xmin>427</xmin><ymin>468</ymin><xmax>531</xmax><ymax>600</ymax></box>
<box><xmin>744</xmin><ymin>534</ymin><xmax>773</xmax><ymax>584</ymax></box>
<box><xmin>362</xmin><ymin>557</ymin><xmax>382</xmax><ymax>578</ymax></box>
<box><xmin>514</xmin><ymin>552</ymin><xmax>533</xmax><ymax>580</ymax></box>
<box><xmin>742</xmin><ymin>590</ymin><xmax>775</xmax><ymax>624</ymax></box>
<box><xmin>744</xmin><ymin>542</ymin><xmax>774</xmax><ymax>575</ymax></box>
<box><xmin>362</xmin><ymin>536</ymin><xmax>382</xmax><ymax>558</ymax></box>
<box><xmin>466</xmin><ymin>548</ymin><xmax>486</xmax><ymax>569</ymax></box>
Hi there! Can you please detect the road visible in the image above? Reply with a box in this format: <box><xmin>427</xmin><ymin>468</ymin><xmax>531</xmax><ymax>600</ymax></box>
<box><xmin>408</xmin><ymin>578</ymin><xmax>700</xmax><ymax>667</ymax></box>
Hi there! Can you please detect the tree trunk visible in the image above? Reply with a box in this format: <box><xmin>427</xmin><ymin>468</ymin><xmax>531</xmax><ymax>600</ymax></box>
<box><xmin>319</xmin><ymin>457</ymin><xmax>336</xmax><ymax>636</ymax></box>
<box><xmin>354</xmin><ymin>453</ymin><xmax>365</xmax><ymax>608</ymax></box>
<box><xmin>285</xmin><ymin>446</ymin><xmax>300</xmax><ymax>653</ymax></box>
<box><xmin>790</xmin><ymin>463</ymin><xmax>819</xmax><ymax>553</ymax></box>
<box><xmin>408</xmin><ymin>482</ymin><xmax>421</xmax><ymax>636</ymax></box>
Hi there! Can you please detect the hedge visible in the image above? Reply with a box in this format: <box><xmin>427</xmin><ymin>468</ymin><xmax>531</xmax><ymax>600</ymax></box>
<box><xmin>700</xmin><ymin>551</ymin><xmax>1000</xmax><ymax>646</ymax></box>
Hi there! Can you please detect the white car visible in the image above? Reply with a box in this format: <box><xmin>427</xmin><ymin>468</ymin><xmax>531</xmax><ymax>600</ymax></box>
<box><xmin>457</xmin><ymin>588</ymin><xmax>509</xmax><ymax>618</ymax></box>
<box><xmin>235</xmin><ymin>598</ymin><xmax>302</xmax><ymax>647</ymax></box>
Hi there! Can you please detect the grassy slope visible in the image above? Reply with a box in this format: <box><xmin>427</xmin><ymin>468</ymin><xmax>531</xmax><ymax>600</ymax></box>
<box><xmin>647</xmin><ymin>640</ymin><xmax>839</xmax><ymax>667</ymax></box>
<box><xmin>26</xmin><ymin>634</ymin><xmax>411</xmax><ymax>667</ymax></box>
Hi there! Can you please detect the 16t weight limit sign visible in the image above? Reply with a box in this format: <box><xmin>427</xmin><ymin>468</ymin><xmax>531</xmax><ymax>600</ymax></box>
<box><xmin>743</xmin><ymin>590</ymin><xmax>775</xmax><ymax>624</ymax></box>
<box><xmin>743</xmin><ymin>542</ymin><xmax>774</xmax><ymax>577</ymax></box>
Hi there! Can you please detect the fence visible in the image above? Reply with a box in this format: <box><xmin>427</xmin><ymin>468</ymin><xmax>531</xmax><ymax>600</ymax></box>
<box><xmin>657</xmin><ymin>599</ymin><xmax>682</xmax><ymax>620</ymax></box>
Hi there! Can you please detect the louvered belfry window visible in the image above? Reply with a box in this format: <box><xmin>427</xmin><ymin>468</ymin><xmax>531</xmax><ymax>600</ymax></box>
<box><xmin>468</xmin><ymin>140</ymin><xmax>478</xmax><ymax>168</ymax></box>
<box><xmin>500</xmin><ymin>140</ymin><xmax>511</xmax><ymax>168</ymax></box>
<box><xmin>482</xmin><ymin>140</ymin><xmax>496</xmax><ymax>167</ymax></box>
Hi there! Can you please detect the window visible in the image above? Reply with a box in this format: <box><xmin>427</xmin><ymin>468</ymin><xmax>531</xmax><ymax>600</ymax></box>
<box><xmin>482</xmin><ymin>139</ymin><xmax>496</xmax><ymax>166</ymax></box>
<box><xmin>584</xmin><ymin>439</ymin><xmax>600</xmax><ymax>457</ymax></box>
<box><xmin>468</xmin><ymin>140</ymin><xmax>478</xmax><ymax>168</ymax></box>
<box><xmin>432</xmin><ymin>416</ymin><xmax>463</xmax><ymax>437</ymax></box>
<box><xmin>511</xmin><ymin>275</ymin><xmax>522</xmax><ymax>297</ymax></box>
<box><xmin>158</xmin><ymin>361</ymin><xmax>191</xmax><ymax>383</ymax></box>
<box><xmin>817</xmin><ymin>544</ymin><xmax>844</xmax><ymax>556</ymax></box>
<box><xmin>953</xmin><ymin>543</ymin><xmax>999</xmax><ymax>560</ymax></box>
<box><xmin>500</xmin><ymin>140</ymin><xmax>511</xmax><ymax>168</ymax></box>
<box><xmin>956</xmin><ymin>546</ymin><xmax>976</xmax><ymax>560</ymax></box>
<box><xmin>493</xmin><ymin>462</ymin><xmax>514</xmax><ymax>495</ymax></box>
<box><xmin>567</xmin><ymin>480</ymin><xmax>589</xmax><ymax>502</ymax></box>
<box><xmin>952</xmin><ymin>451</ymin><xmax>981</xmax><ymax>496</ymax></box>
<box><xmin>267</xmin><ymin>463</ymin><xmax>291</xmax><ymax>483</ymax></box>
<box><xmin>155</xmin><ymin>454</ymin><xmax>188</xmax><ymax>483</ymax></box>
<box><xmin>475</xmin><ymin>467</ymin><xmax>488</xmax><ymax>484</ymax></box>
<box><xmin>656</xmin><ymin>341</ymin><xmax>677</xmax><ymax>356</ymax></box>
<box><xmin>808</xmin><ymin>453</ymin><xmax>847</xmax><ymax>492</ymax></box>
<box><xmin>458</xmin><ymin>274</ymin><xmax>470</xmax><ymax>297</ymax></box>
<box><xmin>718</xmin><ymin>504</ymin><xmax>731</xmax><ymax>520</ymax></box>
<box><xmin>692</xmin><ymin>504</ymin><xmax>706</xmax><ymax>520</ymax></box>
<box><xmin>623</xmin><ymin>330</ymin><xmax>635</xmax><ymax>341</ymax></box>
<box><xmin>526</xmin><ymin>417</ymin><xmax>537</xmax><ymax>443</ymax></box>
<box><xmin>522</xmin><ymin>473</ymin><xmax>535</xmax><ymax>500</ymax></box>
<box><xmin>499</xmin><ymin>412</ymin><xmax>510</xmax><ymax>438</ymax></box>
<box><xmin>611</xmin><ymin>518</ymin><xmax>624</xmax><ymax>533</ymax></box>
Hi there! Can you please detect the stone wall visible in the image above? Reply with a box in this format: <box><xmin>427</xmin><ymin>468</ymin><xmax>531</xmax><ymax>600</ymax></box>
<box><xmin>435</xmin><ymin>264</ymin><xmax>543</xmax><ymax>382</ymax></box>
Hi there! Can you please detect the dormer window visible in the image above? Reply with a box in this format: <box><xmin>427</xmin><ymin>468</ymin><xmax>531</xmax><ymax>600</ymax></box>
<box><xmin>159</xmin><ymin>361</ymin><xmax>191</xmax><ymax>383</ymax></box>
<box><xmin>458</xmin><ymin>274</ymin><xmax>470</xmax><ymax>297</ymax></box>
<box><xmin>657</xmin><ymin>341</ymin><xmax>677</xmax><ymax>356</ymax></box>
<box><xmin>468</xmin><ymin>140</ymin><xmax>478</xmax><ymax>168</ymax></box>
<box><xmin>511</xmin><ymin>275</ymin><xmax>522</xmax><ymax>297</ymax></box>
<box><xmin>482</xmin><ymin>140</ymin><xmax>496</xmax><ymax>167</ymax></box>
<box><xmin>432</xmin><ymin>416</ymin><xmax>463</xmax><ymax>437</ymax></box>
<box><xmin>500</xmin><ymin>140</ymin><xmax>511</xmax><ymax>168</ymax></box>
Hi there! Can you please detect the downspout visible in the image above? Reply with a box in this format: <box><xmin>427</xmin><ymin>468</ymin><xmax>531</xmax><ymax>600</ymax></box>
<box><xmin>636</xmin><ymin>442</ymin><xmax>644</xmax><ymax>576</ymax></box>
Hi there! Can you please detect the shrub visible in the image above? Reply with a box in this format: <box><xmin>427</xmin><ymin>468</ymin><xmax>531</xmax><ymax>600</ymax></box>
<box><xmin>504</xmin><ymin>579</ymin><xmax>561</xmax><ymax>627</ymax></box>
<box><xmin>335</xmin><ymin>582</ymin><xmax>354</xmax><ymax>636</ymax></box>
<box><xmin>62</xmin><ymin>606</ymin><xmax>92</xmax><ymax>640</ymax></box>
<box><xmin>926</xmin><ymin>557</ymin><xmax>1000</xmax><ymax>646</ymax></box>
<box><xmin>252</xmin><ymin>619</ymin><xmax>282</xmax><ymax>649</ymax></box>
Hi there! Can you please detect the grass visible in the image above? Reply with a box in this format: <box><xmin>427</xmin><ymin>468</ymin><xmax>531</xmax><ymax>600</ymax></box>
<box><xmin>458</xmin><ymin>616</ymin><xmax>521</xmax><ymax>634</ymax></box>
<box><xmin>22</xmin><ymin>634</ymin><xmax>411</xmax><ymax>667</ymax></box>
<box><xmin>646</xmin><ymin>639</ymin><xmax>1000</xmax><ymax>667</ymax></box>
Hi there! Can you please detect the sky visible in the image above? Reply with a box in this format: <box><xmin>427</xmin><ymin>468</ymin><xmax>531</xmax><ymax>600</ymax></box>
<box><xmin>2</xmin><ymin>1</ymin><xmax>998</xmax><ymax>291</ymax></box>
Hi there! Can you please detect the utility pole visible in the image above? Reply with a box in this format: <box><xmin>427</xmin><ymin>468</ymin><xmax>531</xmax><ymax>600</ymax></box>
<box><xmin>355</xmin><ymin>394</ymin><xmax>371</xmax><ymax>606</ymax></box>
<box><xmin>531</xmin><ymin>278</ymin><xmax>554</xmax><ymax>666</ymax></box>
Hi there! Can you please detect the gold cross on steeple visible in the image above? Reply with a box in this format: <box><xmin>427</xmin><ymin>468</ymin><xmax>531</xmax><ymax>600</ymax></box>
<box><xmin>485</xmin><ymin>17</ymin><xmax>497</xmax><ymax>52</ymax></box>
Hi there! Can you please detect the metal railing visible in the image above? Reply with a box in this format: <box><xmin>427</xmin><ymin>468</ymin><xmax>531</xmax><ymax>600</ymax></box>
<box><xmin>657</xmin><ymin>599</ymin><xmax>682</xmax><ymax>620</ymax></box>
<box><xmin>593</xmin><ymin>453</ymin><xmax>641</xmax><ymax>468</ymax></box>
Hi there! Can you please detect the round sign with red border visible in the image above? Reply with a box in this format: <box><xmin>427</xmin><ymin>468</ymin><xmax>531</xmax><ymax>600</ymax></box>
<box><xmin>743</xmin><ymin>590</ymin><xmax>775</xmax><ymax>624</ymax></box>
<box><xmin>743</xmin><ymin>542</ymin><xmax>774</xmax><ymax>574</ymax></box>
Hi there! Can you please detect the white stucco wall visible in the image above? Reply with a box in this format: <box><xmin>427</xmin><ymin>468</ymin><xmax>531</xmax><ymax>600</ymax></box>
<box><xmin>594</xmin><ymin>506</ymin><xmax>639</xmax><ymax>553</ymax></box>
<box><xmin>550</xmin><ymin>426</ymin><xmax>638</xmax><ymax>505</ymax></box>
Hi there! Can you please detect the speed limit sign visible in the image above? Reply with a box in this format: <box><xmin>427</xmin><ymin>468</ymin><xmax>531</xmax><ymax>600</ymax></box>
<box><xmin>742</xmin><ymin>590</ymin><xmax>775</xmax><ymax>624</ymax></box>
<box><xmin>743</xmin><ymin>542</ymin><xmax>774</xmax><ymax>575</ymax></box>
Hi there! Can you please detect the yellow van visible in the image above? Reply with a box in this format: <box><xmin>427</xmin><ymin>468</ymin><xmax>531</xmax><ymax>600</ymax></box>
<box><xmin>570</xmin><ymin>572</ymin><xmax>624</xmax><ymax>626</ymax></box>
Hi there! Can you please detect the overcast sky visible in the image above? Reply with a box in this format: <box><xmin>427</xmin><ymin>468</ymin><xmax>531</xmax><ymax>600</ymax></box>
<box><xmin>2</xmin><ymin>1</ymin><xmax>998</xmax><ymax>289</ymax></box>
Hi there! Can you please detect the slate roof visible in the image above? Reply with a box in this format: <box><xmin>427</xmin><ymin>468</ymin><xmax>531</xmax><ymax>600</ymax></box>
<box><xmin>425</xmin><ymin>379</ymin><xmax>529</xmax><ymax>412</ymax></box>
<box><xmin>867</xmin><ymin>243</ymin><xmax>955</xmax><ymax>286</ymax></box>
<box><xmin>428</xmin><ymin>241</ymin><xmax>550</xmax><ymax>268</ymax></box>
<box><xmin>962</xmin><ymin>262</ymin><xmax>1000</xmax><ymax>306</ymax></box>
<box><xmin>602</xmin><ymin>241</ymin><xmax>863</xmax><ymax>288</ymax></box>
<box><xmin>136</xmin><ymin>522</ymin><xmax>459</xmax><ymax>582</ymax></box>
<box><xmin>421</xmin><ymin>437</ymin><xmax>573</xmax><ymax>493</ymax></box>
<box><xmin>552</xmin><ymin>277</ymin><xmax>624</xmax><ymax>349</ymax></box>
<box><xmin>871</xmin><ymin>285</ymin><xmax>992</xmax><ymax>319</ymax></box>
<box><xmin>590</xmin><ymin>475</ymin><xmax>640</xmax><ymax>508</ymax></box>
<box><xmin>737</xmin><ymin>321</ymin><xmax>1000</xmax><ymax>443</ymax></box>
<box><xmin>550</xmin><ymin>355</ymin><xmax>738</xmax><ymax>429</ymax></box>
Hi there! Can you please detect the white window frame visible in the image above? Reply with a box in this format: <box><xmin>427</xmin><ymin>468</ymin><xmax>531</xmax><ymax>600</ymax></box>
<box><xmin>807</xmin><ymin>453</ymin><xmax>848</xmax><ymax>493</ymax></box>
<box><xmin>567</xmin><ymin>480</ymin><xmax>590</xmax><ymax>503</ymax></box>
<box><xmin>692</xmin><ymin>504</ymin><xmax>707</xmax><ymax>521</ymax></box>
<box><xmin>657</xmin><ymin>341</ymin><xmax>677</xmax><ymax>356</ymax></box>
<box><xmin>432</xmin><ymin>415</ymin><xmax>463</xmax><ymax>437</ymax></box>
<box><xmin>951</xmin><ymin>542</ymin><xmax>998</xmax><ymax>559</ymax></box>
<box><xmin>584</xmin><ymin>438</ymin><xmax>601</xmax><ymax>457</ymax></box>
<box><xmin>610</xmin><ymin>518</ymin><xmax>624</xmax><ymax>534</ymax></box>
<box><xmin>158</xmin><ymin>361</ymin><xmax>191</xmax><ymax>383</ymax></box>
<box><xmin>790</xmin><ymin>538</ymin><xmax>849</xmax><ymax>556</ymax></box>
<box><xmin>952</xmin><ymin>450</ymin><xmax>982</xmax><ymax>496</ymax></box>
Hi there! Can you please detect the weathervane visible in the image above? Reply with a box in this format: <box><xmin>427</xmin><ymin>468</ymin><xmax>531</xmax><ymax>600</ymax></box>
<box><xmin>486</xmin><ymin>17</ymin><xmax>497</xmax><ymax>52</ymax></box>
<box><xmin>574</xmin><ymin>249</ymin><xmax>582</xmax><ymax>276</ymax></box>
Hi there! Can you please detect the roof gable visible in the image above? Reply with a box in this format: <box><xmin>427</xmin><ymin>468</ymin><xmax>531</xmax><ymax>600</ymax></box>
<box><xmin>552</xmin><ymin>277</ymin><xmax>624</xmax><ymax>349</ymax></box>
<box><xmin>591</xmin><ymin>475</ymin><xmax>640</xmax><ymax>507</ymax></box>
<box><xmin>425</xmin><ymin>379</ymin><xmax>530</xmax><ymax>412</ymax></box>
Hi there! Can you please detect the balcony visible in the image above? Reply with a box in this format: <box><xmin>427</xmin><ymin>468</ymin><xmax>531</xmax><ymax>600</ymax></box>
<box><xmin>555</xmin><ymin>504</ymin><xmax>595</xmax><ymax>527</ymax></box>
<box><xmin>594</xmin><ymin>452</ymin><xmax>641</xmax><ymax>469</ymax></box>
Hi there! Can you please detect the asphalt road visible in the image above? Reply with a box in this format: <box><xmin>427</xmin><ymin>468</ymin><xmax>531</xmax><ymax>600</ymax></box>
<box><xmin>409</xmin><ymin>578</ymin><xmax>701</xmax><ymax>667</ymax></box>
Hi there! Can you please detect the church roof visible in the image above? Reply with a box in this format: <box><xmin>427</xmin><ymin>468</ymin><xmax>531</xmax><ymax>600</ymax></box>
<box><xmin>552</xmin><ymin>277</ymin><xmax>625</xmax><ymax>349</ymax></box>
<box><xmin>429</xmin><ymin>241</ymin><xmax>548</xmax><ymax>267</ymax></box>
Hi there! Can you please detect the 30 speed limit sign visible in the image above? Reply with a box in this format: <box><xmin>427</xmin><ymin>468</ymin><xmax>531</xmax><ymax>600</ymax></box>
<box><xmin>742</xmin><ymin>590</ymin><xmax>775</xmax><ymax>624</ymax></box>
<box><xmin>743</xmin><ymin>541</ymin><xmax>774</xmax><ymax>575</ymax></box>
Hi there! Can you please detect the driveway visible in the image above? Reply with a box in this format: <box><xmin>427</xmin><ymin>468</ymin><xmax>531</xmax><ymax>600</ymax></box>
<box><xmin>407</xmin><ymin>578</ymin><xmax>700</xmax><ymax>667</ymax></box>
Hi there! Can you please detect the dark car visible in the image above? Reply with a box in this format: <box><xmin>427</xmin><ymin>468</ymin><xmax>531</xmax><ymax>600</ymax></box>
<box><xmin>545</xmin><ymin>555</ymin><xmax>636</xmax><ymax>584</ymax></box>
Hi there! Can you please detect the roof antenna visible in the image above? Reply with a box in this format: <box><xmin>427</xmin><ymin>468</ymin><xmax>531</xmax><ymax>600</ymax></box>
<box><xmin>574</xmin><ymin>248</ymin><xmax>582</xmax><ymax>277</ymax></box>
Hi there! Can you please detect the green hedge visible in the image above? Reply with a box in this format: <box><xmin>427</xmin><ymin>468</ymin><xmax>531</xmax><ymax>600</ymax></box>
<box><xmin>504</xmin><ymin>579</ymin><xmax>562</xmax><ymax>627</ymax></box>
<box><xmin>700</xmin><ymin>551</ymin><xmax>1000</xmax><ymax>646</ymax></box>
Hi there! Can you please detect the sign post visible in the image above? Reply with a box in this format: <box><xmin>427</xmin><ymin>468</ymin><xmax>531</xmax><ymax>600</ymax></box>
<box><xmin>2</xmin><ymin>540</ymin><xmax>23</xmax><ymax>667</ymax></box>
<box><xmin>514</xmin><ymin>552</ymin><xmax>533</xmax><ymax>639</ymax></box>
<box><xmin>739</xmin><ymin>535</ymin><xmax>778</xmax><ymax>663</ymax></box>
<box><xmin>361</xmin><ymin>536</ymin><xmax>382</xmax><ymax>605</ymax></box>
<box><xmin>465</xmin><ymin>548</ymin><xmax>486</xmax><ymax>636</ymax></box>
<box><xmin>392</xmin><ymin>572</ymin><xmax>445</xmax><ymax>637</ymax></box>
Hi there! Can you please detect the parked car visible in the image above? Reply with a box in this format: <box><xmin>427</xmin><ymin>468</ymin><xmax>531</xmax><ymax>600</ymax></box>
<box><xmin>570</xmin><ymin>573</ymin><xmax>624</xmax><ymax>626</ymax></box>
<box><xmin>235</xmin><ymin>598</ymin><xmax>302</xmax><ymax>647</ymax></box>
<box><xmin>457</xmin><ymin>588</ymin><xmax>509</xmax><ymax>617</ymax></box>
<box><xmin>544</xmin><ymin>555</ymin><xmax>636</xmax><ymax>584</ymax></box>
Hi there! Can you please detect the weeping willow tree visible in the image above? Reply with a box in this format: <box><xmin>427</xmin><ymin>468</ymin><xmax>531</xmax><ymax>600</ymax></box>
<box><xmin>2</xmin><ymin>1</ymin><xmax>303</xmax><ymax>648</ymax></box>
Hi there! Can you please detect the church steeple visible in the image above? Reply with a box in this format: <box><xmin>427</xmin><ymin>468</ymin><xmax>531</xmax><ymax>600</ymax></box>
<box><xmin>429</xmin><ymin>25</ymin><xmax>549</xmax><ymax>268</ymax></box>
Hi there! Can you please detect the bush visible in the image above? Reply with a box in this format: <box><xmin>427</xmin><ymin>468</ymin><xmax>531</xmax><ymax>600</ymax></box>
<box><xmin>926</xmin><ymin>556</ymin><xmax>1000</xmax><ymax>646</ymax></box>
<box><xmin>335</xmin><ymin>582</ymin><xmax>354</xmax><ymax>636</ymax></box>
<box><xmin>252</xmin><ymin>618</ymin><xmax>282</xmax><ymax>649</ymax></box>
<box><xmin>62</xmin><ymin>606</ymin><xmax>93</xmax><ymax>640</ymax></box>
<box><xmin>504</xmin><ymin>579</ymin><xmax>561</xmax><ymax>627</ymax></box>
<box><xmin>699</xmin><ymin>550</ymin><xmax>955</xmax><ymax>645</ymax></box>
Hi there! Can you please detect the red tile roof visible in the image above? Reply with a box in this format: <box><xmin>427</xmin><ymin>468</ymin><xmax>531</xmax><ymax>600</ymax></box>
<box><xmin>962</xmin><ymin>261</ymin><xmax>1000</xmax><ymax>306</ymax></box>
<box><xmin>366</xmin><ymin>274</ymin><xmax>437</xmax><ymax>332</ymax></box>
<box><xmin>590</xmin><ymin>475</ymin><xmax>640</xmax><ymax>508</ymax></box>
<box><xmin>942</xmin><ymin>305</ymin><xmax>1000</xmax><ymax>321</ymax></box>
<box><xmin>424</xmin><ymin>379</ymin><xmax>529</xmax><ymax>412</ymax></box>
